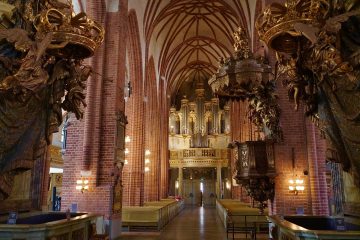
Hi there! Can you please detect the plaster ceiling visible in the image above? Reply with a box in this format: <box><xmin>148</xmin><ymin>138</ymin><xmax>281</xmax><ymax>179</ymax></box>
<box><xmin>144</xmin><ymin>0</ymin><xmax>260</xmax><ymax>94</ymax></box>
<box><xmin>72</xmin><ymin>0</ymin><xmax>260</xmax><ymax>95</ymax></box>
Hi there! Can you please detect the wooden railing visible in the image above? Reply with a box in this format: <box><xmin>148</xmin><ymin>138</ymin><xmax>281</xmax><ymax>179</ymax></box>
<box><xmin>216</xmin><ymin>199</ymin><xmax>269</xmax><ymax>240</ymax></box>
<box><xmin>226</xmin><ymin>214</ymin><xmax>270</xmax><ymax>240</ymax></box>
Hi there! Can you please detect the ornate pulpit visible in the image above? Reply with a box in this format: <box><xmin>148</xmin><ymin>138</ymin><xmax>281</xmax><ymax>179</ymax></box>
<box><xmin>209</xmin><ymin>26</ymin><xmax>280</xmax><ymax>213</ymax></box>
<box><xmin>230</xmin><ymin>141</ymin><xmax>276</xmax><ymax>213</ymax></box>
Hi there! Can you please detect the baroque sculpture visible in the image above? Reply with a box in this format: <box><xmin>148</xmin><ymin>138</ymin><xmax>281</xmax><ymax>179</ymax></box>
<box><xmin>0</xmin><ymin>0</ymin><xmax>104</xmax><ymax>199</ymax></box>
<box><xmin>209</xmin><ymin>26</ymin><xmax>282</xmax><ymax>141</ymax></box>
<box><xmin>209</xmin><ymin>26</ymin><xmax>280</xmax><ymax>212</ymax></box>
<box><xmin>256</xmin><ymin>0</ymin><xmax>360</xmax><ymax>185</ymax></box>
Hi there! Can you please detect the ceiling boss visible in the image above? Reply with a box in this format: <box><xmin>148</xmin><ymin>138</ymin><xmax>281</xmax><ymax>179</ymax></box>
<box><xmin>0</xmin><ymin>0</ymin><xmax>104</xmax><ymax>199</ymax></box>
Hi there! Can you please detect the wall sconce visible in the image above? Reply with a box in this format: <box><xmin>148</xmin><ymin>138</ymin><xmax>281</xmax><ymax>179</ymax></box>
<box><xmin>145</xmin><ymin>167</ymin><xmax>150</xmax><ymax>172</ymax></box>
<box><xmin>288</xmin><ymin>148</ymin><xmax>305</xmax><ymax>195</ymax></box>
<box><xmin>125</xmin><ymin>135</ymin><xmax>131</xmax><ymax>143</ymax></box>
<box><xmin>76</xmin><ymin>179</ymin><xmax>89</xmax><ymax>193</ymax></box>
<box><xmin>145</xmin><ymin>149</ymin><xmax>151</xmax><ymax>156</ymax></box>
<box><xmin>288</xmin><ymin>178</ymin><xmax>304</xmax><ymax>195</ymax></box>
<box><xmin>145</xmin><ymin>158</ymin><xmax>150</xmax><ymax>164</ymax></box>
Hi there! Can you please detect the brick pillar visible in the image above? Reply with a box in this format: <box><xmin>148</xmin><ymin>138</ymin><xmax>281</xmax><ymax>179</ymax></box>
<box><xmin>62</xmin><ymin>0</ymin><xmax>110</xmax><ymax>215</ymax></box>
<box><xmin>62</xmin><ymin>5</ymin><xmax>128</xmax><ymax>238</ymax></box>
<box><xmin>229</xmin><ymin>100</ymin><xmax>254</xmax><ymax>202</ymax></box>
<box><xmin>306</xmin><ymin>119</ymin><xmax>329</xmax><ymax>215</ymax></box>
<box><xmin>268</xmin><ymin>50</ymin><xmax>313</xmax><ymax>215</ymax></box>
<box><xmin>144</xmin><ymin>58</ymin><xmax>160</xmax><ymax>202</ymax></box>
<box><xmin>160</xmin><ymin>78</ymin><xmax>170</xmax><ymax>199</ymax></box>
<box><xmin>122</xmin><ymin>10</ymin><xmax>145</xmax><ymax>206</ymax></box>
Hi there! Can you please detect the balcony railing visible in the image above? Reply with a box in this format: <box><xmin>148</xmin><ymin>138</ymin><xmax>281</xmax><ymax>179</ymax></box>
<box><xmin>170</xmin><ymin>148</ymin><xmax>227</xmax><ymax>160</ymax></box>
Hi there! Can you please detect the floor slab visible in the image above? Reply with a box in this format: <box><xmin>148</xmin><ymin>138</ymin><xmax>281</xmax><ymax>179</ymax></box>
<box><xmin>120</xmin><ymin>206</ymin><xmax>228</xmax><ymax>240</ymax></box>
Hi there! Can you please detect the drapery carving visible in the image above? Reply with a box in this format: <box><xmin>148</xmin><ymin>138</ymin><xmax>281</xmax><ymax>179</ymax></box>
<box><xmin>256</xmin><ymin>0</ymin><xmax>360</xmax><ymax>185</ymax></box>
<box><xmin>0</xmin><ymin>0</ymin><xmax>104</xmax><ymax>199</ymax></box>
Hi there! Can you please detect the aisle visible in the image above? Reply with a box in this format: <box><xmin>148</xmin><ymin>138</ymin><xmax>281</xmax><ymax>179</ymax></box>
<box><xmin>120</xmin><ymin>206</ymin><xmax>227</xmax><ymax>240</ymax></box>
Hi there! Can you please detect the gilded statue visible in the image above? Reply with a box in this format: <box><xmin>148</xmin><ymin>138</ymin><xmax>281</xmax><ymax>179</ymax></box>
<box><xmin>0</xmin><ymin>0</ymin><xmax>103</xmax><ymax>199</ymax></box>
<box><xmin>256</xmin><ymin>0</ymin><xmax>360</xmax><ymax>185</ymax></box>
<box><xmin>275</xmin><ymin>52</ymin><xmax>304</xmax><ymax>111</ymax></box>
<box><xmin>210</xmin><ymin>25</ymin><xmax>281</xmax><ymax>142</ymax></box>
<box><xmin>233</xmin><ymin>26</ymin><xmax>251</xmax><ymax>59</ymax></box>
<box><xmin>233</xmin><ymin>26</ymin><xmax>248</xmax><ymax>52</ymax></box>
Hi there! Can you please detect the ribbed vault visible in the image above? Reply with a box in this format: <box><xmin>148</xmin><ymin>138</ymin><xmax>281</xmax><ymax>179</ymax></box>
<box><xmin>144</xmin><ymin>0</ymin><xmax>258</xmax><ymax>95</ymax></box>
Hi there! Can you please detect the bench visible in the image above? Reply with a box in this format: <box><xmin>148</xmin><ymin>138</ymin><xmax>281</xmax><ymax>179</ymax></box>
<box><xmin>216</xmin><ymin>199</ymin><xmax>269</xmax><ymax>240</ymax></box>
<box><xmin>122</xmin><ymin>199</ymin><xmax>184</xmax><ymax>231</ymax></box>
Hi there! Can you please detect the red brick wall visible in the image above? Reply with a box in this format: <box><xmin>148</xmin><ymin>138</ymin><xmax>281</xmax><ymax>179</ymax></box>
<box><xmin>160</xmin><ymin>78</ymin><xmax>170</xmax><ymax>198</ymax></box>
<box><xmin>122</xmin><ymin>10</ymin><xmax>146</xmax><ymax>206</ymax></box>
<box><xmin>144</xmin><ymin>57</ymin><xmax>161</xmax><ymax>202</ymax></box>
<box><xmin>306</xmin><ymin>119</ymin><xmax>329</xmax><ymax>215</ymax></box>
<box><xmin>267</xmin><ymin>47</ymin><xmax>328</xmax><ymax>215</ymax></box>
<box><xmin>61</xmin><ymin>0</ymin><xmax>128</xmax><ymax>218</ymax></box>
<box><xmin>228</xmin><ymin>49</ymin><xmax>328</xmax><ymax>215</ymax></box>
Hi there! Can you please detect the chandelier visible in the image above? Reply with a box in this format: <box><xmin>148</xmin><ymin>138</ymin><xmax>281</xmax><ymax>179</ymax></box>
<box><xmin>209</xmin><ymin>27</ymin><xmax>281</xmax><ymax>141</ymax></box>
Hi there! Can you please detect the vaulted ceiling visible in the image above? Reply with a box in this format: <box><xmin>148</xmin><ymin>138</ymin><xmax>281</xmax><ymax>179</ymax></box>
<box><xmin>72</xmin><ymin>0</ymin><xmax>261</xmax><ymax>95</ymax></box>
<box><xmin>143</xmin><ymin>0</ymin><xmax>261</xmax><ymax>95</ymax></box>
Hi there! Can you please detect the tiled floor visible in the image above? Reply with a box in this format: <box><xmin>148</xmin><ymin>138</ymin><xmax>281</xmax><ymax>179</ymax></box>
<box><xmin>120</xmin><ymin>206</ymin><xmax>228</xmax><ymax>240</ymax></box>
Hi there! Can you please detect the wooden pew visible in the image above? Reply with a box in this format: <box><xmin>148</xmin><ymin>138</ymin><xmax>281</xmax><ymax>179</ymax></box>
<box><xmin>122</xmin><ymin>199</ymin><xmax>184</xmax><ymax>231</ymax></box>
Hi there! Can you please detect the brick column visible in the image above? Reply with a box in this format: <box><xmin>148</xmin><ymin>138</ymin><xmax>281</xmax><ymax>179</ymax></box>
<box><xmin>144</xmin><ymin>57</ymin><xmax>161</xmax><ymax>202</ymax></box>
<box><xmin>269</xmin><ymin>56</ymin><xmax>313</xmax><ymax>215</ymax></box>
<box><xmin>229</xmin><ymin>100</ymin><xmax>254</xmax><ymax>202</ymax></box>
<box><xmin>306</xmin><ymin>119</ymin><xmax>329</xmax><ymax>215</ymax></box>
<box><xmin>62</xmin><ymin>5</ymin><xmax>128</xmax><ymax>239</ymax></box>
<box><xmin>122</xmin><ymin>10</ymin><xmax>145</xmax><ymax>206</ymax></box>
<box><xmin>160</xmin><ymin>78</ymin><xmax>170</xmax><ymax>198</ymax></box>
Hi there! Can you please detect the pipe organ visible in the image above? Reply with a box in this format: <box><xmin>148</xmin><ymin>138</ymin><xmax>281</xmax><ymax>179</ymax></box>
<box><xmin>169</xmin><ymin>82</ymin><xmax>230</xmax><ymax>150</ymax></box>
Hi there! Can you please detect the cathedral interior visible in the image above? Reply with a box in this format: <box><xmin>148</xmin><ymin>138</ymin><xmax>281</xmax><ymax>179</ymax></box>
<box><xmin>1</xmin><ymin>0</ymin><xmax>360</xmax><ymax>239</ymax></box>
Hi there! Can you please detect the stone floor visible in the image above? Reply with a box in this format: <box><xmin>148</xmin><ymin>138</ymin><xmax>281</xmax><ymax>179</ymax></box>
<box><xmin>120</xmin><ymin>206</ymin><xmax>228</xmax><ymax>240</ymax></box>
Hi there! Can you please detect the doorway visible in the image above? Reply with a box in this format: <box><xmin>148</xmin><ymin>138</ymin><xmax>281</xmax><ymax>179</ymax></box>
<box><xmin>181</xmin><ymin>168</ymin><xmax>216</xmax><ymax>206</ymax></box>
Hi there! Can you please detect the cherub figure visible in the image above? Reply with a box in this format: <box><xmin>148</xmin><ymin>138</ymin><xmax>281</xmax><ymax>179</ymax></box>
<box><xmin>0</xmin><ymin>29</ymin><xmax>68</xmax><ymax>93</ymax></box>
<box><xmin>275</xmin><ymin>52</ymin><xmax>303</xmax><ymax>110</ymax></box>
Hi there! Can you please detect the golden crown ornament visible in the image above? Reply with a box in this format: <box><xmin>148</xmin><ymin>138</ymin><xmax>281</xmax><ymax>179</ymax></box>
<box><xmin>33</xmin><ymin>1</ymin><xmax>104</xmax><ymax>59</ymax></box>
<box><xmin>255</xmin><ymin>0</ymin><xmax>326</xmax><ymax>53</ymax></box>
